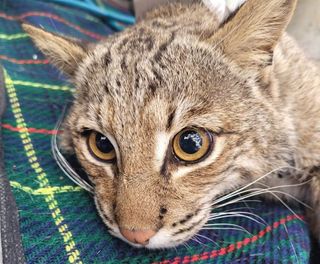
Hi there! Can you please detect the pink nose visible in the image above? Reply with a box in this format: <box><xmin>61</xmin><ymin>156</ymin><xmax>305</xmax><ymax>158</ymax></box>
<box><xmin>120</xmin><ymin>228</ymin><xmax>156</xmax><ymax>245</ymax></box>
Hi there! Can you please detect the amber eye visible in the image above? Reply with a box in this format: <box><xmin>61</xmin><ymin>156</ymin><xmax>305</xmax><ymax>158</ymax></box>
<box><xmin>88</xmin><ymin>131</ymin><xmax>116</xmax><ymax>162</ymax></box>
<box><xmin>172</xmin><ymin>128</ymin><xmax>213</xmax><ymax>163</ymax></box>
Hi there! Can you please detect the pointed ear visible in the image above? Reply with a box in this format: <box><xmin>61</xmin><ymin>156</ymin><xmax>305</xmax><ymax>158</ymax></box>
<box><xmin>208</xmin><ymin>0</ymin><xmax>297</xmax><ymax>69</ymax></box>
<box><xmin>22</xmin><ymin>24</ymin><xmax>87</xmax><ymax>77</ymax></box>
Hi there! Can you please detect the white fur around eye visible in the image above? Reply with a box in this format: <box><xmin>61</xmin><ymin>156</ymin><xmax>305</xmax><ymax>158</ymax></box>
<box><xmin>203</xmin><ymin>0</ymin><xmax>246</xmax><ymax>22</ymax></box>
<box><xmin>154</xmin><ymin>132</ymin><xmax>171</xmax><ymax>170</ymax></box>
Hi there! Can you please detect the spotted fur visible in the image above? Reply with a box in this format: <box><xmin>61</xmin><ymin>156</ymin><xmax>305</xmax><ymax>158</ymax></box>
<box><xmin>24</xmin><ymin>0</ymin><xmax>320</xmax><ymax>248</ymax></box>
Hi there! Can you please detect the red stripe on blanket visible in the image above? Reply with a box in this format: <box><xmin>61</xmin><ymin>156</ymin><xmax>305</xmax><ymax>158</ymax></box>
<box><xmin>2</xmin><ymin>123</ymin><xmax>61</xmax><ymax>135</ymax></box>
<box><xmin>0</xmin><ymin>55</ymin><xmax>49</xmax><ymax>64</ymax></box>
<box><xmin>154</xmin><ymin>214</ymin><xmax>304</xmax><ymax>264</ymax></box>
<box><xmin>0</xmin><ymin>12</ymin><xmax>104</xmax><ymax>40</ymax></box>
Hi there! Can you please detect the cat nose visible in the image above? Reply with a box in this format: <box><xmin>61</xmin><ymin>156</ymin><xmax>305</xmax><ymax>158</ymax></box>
<box><xmin>120</xmin><ymin>228</ymin><xmax>156</xmax><ymax>245</ymax></box>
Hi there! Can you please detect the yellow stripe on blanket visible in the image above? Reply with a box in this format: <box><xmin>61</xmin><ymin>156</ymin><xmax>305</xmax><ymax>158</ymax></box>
<box><xmin>12</xmin><ymin>80</ymin><xmax>74</xmax><ymax>92</ymax></box>
<box><xmin>4</xmin><ymin>70</ymin><xmax>83</xmax><ymax>264</ymax></box>
<box><xmin>10</xmin><ymin>181</ymin><xmax>83</xmax><ymax>195</ymax></box>
<box><xmin>0</xmin><ymin>33</ymin><xmax>28</xmax><ymax>40</ymax></box>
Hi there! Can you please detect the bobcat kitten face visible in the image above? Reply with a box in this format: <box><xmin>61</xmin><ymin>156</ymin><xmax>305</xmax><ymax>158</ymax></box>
<box><xmin>24</xmin><ymin>0</ymin><xmax>306</xmax><ymax>248</ymax></box>
<box><xmin>70</xmin><ymin>40</ymin><xmax>286</xmax><ymax>248</ymax></box>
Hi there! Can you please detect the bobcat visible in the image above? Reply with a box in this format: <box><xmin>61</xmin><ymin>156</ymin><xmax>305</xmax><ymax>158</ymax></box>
<box><xmin>23</xmin><ymin>0</ymin><xmax>320</xmax><ymax>248</ymax></box>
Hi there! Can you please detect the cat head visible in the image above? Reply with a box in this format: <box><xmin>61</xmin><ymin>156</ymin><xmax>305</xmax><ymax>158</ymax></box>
<box><xmin>24</xmin><ymin>0</ymin><xmax>297</xmax><ymax>248</ymax></box>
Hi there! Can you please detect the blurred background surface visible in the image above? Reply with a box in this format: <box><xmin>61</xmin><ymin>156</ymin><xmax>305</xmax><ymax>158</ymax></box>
<box><xmin>288</xmin><ymin>0</ymin><xmax>320</xmax><ymax>62</ymax></box>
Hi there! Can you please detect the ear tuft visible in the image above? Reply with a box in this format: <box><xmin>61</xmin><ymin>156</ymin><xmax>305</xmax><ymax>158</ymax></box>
<box><xmin>22</xmin><ymin>24</ymin><xmax>87</xmax><ymax>77</ymax></box>
<box><xmin>207</xmin><ymin>0</ymin><xmax>297</xmax><ymax>69</ymax></box>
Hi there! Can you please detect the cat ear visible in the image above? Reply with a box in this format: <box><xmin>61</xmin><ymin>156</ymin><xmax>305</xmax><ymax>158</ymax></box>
<box><xmin>207</xmin><ymin>0</ymin><xmax>297</xmax><ymax>69</ymax></box>
<box><xmin>22</xmin><ymin>24</ymin><xmax>87</xmax><ymax>77</ymax></box>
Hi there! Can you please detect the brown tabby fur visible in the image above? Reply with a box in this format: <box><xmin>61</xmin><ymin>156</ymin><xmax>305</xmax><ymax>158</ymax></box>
<box><xmin>23</xmin><ymin>0</ymin><xmax>320</xmax><ymax>248</ymax></box>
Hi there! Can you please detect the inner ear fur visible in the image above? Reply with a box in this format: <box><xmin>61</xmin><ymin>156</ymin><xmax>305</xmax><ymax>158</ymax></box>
<box><xmin>22</xmin><ymin>24</ymin><xmax>87</xmax><ymax>77</ymax></box>
<box><xmin>208</xmin><ymin>0</ymin><xmax>297</xmax><ymax>69</ymax></box>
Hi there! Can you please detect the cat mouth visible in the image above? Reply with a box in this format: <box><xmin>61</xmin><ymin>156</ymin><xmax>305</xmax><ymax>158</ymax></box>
<box><xmin>109</xmin><ymin>222</ymin><xmax>207</xmax><ymax>249</ymax></box>
<box><xmin>95</xmin><ymin>197</ymin><xmax>211</xmax><ymax>248</ymax></box>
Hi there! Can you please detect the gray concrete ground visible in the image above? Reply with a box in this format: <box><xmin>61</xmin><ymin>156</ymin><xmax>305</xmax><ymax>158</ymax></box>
<box><xmin>288</xmin><ymin>0</ymin><xmax>320</xmax><ymax>62</ymax></box>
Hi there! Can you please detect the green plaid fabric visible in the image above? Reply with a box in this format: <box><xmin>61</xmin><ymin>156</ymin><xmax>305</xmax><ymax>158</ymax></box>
<box><xmin>0</xmin><ymin>0</ymin><xmax>313</xmax><ymax>263</ymax></box>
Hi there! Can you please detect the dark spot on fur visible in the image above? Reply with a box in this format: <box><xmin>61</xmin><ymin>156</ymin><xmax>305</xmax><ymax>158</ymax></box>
<box><xmin>179</xmin><ymin>213</ymin><xmax>193</xmax><ymax>225</ymax></box>
<box><xmin>96</xmin><ymin>109</ymin><xmax>103</xmax><ymax>131</ymax></box>
<box><xmin>121</xmin><ymin>58</ymin><xmax>127</xmax><ymax>72</ymax></box>
<box><xmin>186</xmin><ymin>214</ymin><xmax>193</xmax><ymax>219</ymax></box>
<box><xmin>96</xmin><ymin>200</ymin><xmax>114</xmax><ymax>225</ymax></box>
<box><xmin>278</xmin><ymin>172</ymin><xmax>284</xmax><ymax>178</ymax></box>
<box><xmin>266</xmin><ymin>52</ymin><xmax>274</xmax><ymax>66</ymax></box>
<box><xmin>160</xmin><ymin>162</ymin><xmax>168</xmax><ymax>177</ymax></box>
<box><xmin>116</xmin><ymin>80</ymin><xmax>121</xmax><ymax>87</ymax></box>
<box><xmin>135</xmin><ymin>75</ymin><xmax>140</xmax><ymax>90</ymax></box>
<box><xmin>160</xmin><ymin>207</ymin><xmax>167</xmax><ymax>215</ymax></box>
<box><xmin>148</xmin><ymin>82</ymin><xmax>157</xmax><ymax>95</ymax></box>
<box><xmin>133</xmin><ymin>62</ymin><xmax>140</xmax><ymax>90</ymax></box>
<box><xmin>194</xmin><ymin>208</ymin><xmax>200</xmax><ymax>215</ymax></box>
<box><xmin>166</xmin><ymin>110</ymin><xmax>175</xmax><ymax>130</ymax></box>
<box><xmin>104</xmin><ymin>83</ymin><xmax>109</xmax><ymax>93</ymax></box>
<box><xmin>153</xmin><ymin>33</ymin><xmax>175</xmax><ymax>63</ymax></box>
<box><xmin>160</xmin><ymin>148</ymin><xmax>172</xmax><ymax>178</ymax></box>
<box><xmin>310</xmin><ymin>166</ymin><xmax>320</xmax><ymax>175</ymax></box>
<box><xmin>152</xmin><ymin>21</ymin><xmax>162</xmax><ymax>28</ymax></box>
<box><xmin>102</xmin><ymin>213</ymin><xmax>114</xmax><ymax>225</ymax></box>
<box><xmin>152</xmin><ymin>69</ymin><xmax>163</xmax><ymax>84</ymax></box>
<box><xmin>136</xmin><ymin>28</ymin><xmax>154</xmax><ymax>51</ymax></box>
<box><xmin>173</xmin><ymin>219</ymin><xmax>203</xmax><ymax>236</ymax></box>
<box><xmin>104</xmin><ymin>52</ymin><xmax>112</xmax><ymax>66</ymax></box>
<box><xmin>144</xmin><ymin>36</ymin><xmax>154</xmax><ymax>51</ymax></box>
<box><xmin>118</xmin><ymin>37</ymin><xmax>130</xmax><ymax>51</ymax></box>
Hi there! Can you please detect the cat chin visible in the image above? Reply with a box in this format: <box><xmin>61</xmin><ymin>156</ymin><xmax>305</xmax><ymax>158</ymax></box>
<box><xmin>146</xmin><ymin>229</ymin><xmax>182</xmax><ymax>249</ymax></box>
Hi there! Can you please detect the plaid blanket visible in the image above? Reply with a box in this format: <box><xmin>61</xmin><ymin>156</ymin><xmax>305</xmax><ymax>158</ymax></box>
<box><xmin>0</xmin><ymin>0</ymin><xmax>314</xmax><ymax>263</ymax></box>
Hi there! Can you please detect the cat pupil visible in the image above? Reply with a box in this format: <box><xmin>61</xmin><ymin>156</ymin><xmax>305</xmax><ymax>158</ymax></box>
<box><xmin>179</xmin><ymin>130</ymin><xmax>203</xmax><ymax>154</ymax></box>
<box><xmin>96</xmin><ymin>133</ymin><xmax>113</xmax><ymax>153</ymax></box>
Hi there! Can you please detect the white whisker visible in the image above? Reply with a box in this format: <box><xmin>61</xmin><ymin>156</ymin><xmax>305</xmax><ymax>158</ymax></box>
<box><xmin>202</xmin><ymin>227</ymin><xmax>252</xmax><ymax>235</ymax></box>
<box><xmin>203</xmin><ymin>222</ymin><xmax>251</xmax><ymax>234</ymax></box>
<box><xmin>195</xmin><ymin>233</ymin><xmax>219</xmax><ymax>247</ymax></box>
<box><xmin>191</xmin><ymin>237</ymin><xmax>207</xmax><ymax>247</ymax></box>
<box><xmin>209</xmin><ymin>211</ymin><xmax>267</xmax><ymax>226</ymax></box>
<box><xmin>213</xmin><ymin>179</ymin><xmax>311</xmax><ymax>211</ymax></box>
<box><xmin>51</xmin><ymin>108</ymin><xmax>94</xmax><ymax>193</ymax></box>
<box><xmin>211</xmin><ymin>167</ymin><xmax>288</xmax><ymax>206</ymax></box>
<box><xmin>283</xmin><ymin>223</ymin><xmax>299</xmax><ymax>263</ymax></box>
